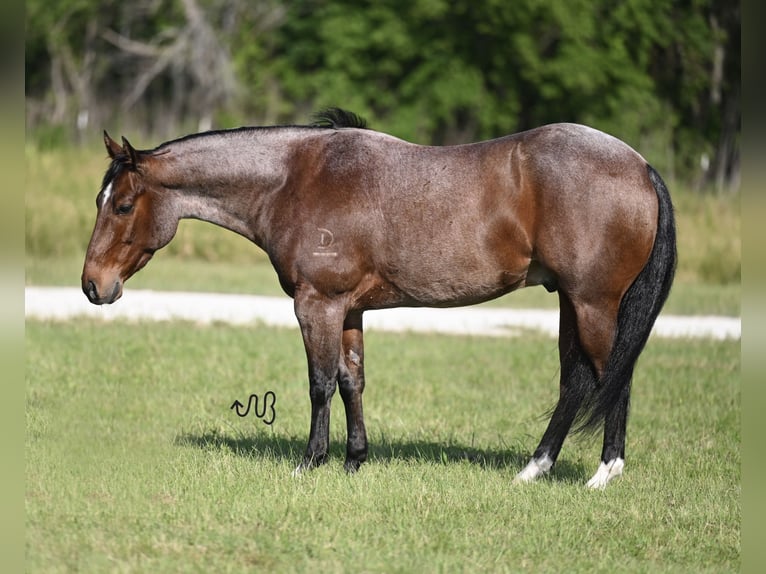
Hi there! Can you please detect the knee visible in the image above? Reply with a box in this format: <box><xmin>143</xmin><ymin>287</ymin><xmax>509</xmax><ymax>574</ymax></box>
<box><xmin>309</xmin><ymin>378</ymin><xmax>336</xmax><ymax>404</ymax></box>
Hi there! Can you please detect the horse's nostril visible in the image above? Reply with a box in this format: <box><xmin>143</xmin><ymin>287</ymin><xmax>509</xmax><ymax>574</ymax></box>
<box><xmin>85</xmin><ymin>280</ymin><xmax>98</xmax><ymax>301</ymax></box>
<box><xmin>110</xmin><ymin>280</ymin><xmax>122</xmax><ymax>302</ymax></box>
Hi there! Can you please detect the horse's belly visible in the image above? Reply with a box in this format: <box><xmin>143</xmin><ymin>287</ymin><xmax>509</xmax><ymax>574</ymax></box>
<box><xmin>383</xmin><ymin>264</ymin><xmax>528</xmax><ymax>308</ymax></box>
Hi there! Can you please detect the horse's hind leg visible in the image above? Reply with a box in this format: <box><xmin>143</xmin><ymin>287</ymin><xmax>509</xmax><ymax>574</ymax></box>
<box><xmin>514</xmin><ymin>293</ymin><xmax>596</xmax><ymax>483</ymax></box>
<box><xmin>570</xmin><ymin>298</ymin><xmax>628</xmax><ymax>488</ymax></box>
<box><xmin>585</xmin><ymin>383</ymin><xmax>629</xmax><ymax>488</ymax></box>
<box><xmin>338</xmin><ymin>311</ymin><xmax>368</xmax><ymax>473</ymax></box>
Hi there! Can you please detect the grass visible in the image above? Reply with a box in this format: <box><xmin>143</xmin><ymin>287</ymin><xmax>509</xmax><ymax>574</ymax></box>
<box><xmin>26</xmin><ymin>319</ymin><xmax>740</xmax><ymax>572</ymax></box>
<box><xmin>25</xmin><ymin>144</ymin><xmax>741</xmax><ymax>316</ymax></box>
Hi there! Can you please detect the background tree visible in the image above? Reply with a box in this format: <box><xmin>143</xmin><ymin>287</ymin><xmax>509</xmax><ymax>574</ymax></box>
<box><xmin>25</xmin><ymin>0</ymin><xmax>740</xmax><ymax>191</ymax></box>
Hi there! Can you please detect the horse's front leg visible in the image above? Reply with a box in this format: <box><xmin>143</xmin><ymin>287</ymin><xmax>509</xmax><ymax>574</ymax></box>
<box><xmin>338</xmin><ymin>311</ymin><xmax>368</xmax><ymax>473</ymax></box>
<box><xmin>293</xmin><ymin>291</ymin><xmax>346</xmax><ymax>474</ymax></box>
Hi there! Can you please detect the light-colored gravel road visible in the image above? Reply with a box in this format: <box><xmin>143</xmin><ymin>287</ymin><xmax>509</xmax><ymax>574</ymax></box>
<box><xmin>25</xmin><ymin>286</ymin><xmax>740</xmax><ymax>340</ymax></box>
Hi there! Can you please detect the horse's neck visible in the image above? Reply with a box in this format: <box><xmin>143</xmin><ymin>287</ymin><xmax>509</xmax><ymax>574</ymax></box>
<box><xmin>151</xmin><ymin>130</ymin><xmax>300</xmax><ymax>245</ymax></box>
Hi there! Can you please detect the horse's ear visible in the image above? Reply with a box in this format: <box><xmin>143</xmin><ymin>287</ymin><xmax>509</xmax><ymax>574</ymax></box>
<box><xmin>104</xmin><ymin>131</ymin><xmax>122</xmax><ymax>159</ymax></box>
<box><xmin>121</xmin><ymin>136</ymin><xmax>139</xmax><ymax>167</ymax></box>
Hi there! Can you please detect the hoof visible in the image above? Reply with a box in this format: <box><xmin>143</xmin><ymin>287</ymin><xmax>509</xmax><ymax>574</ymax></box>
<box><xmin>586</xmin><ymin>458</ymin><xmax>624</xmax><ymax>489</ymax></box>
<box><xmin>513</xmin><ymin>455</ymin><xmax>553</xmax><ymax>484</ymax></box>
<box><xmin>343</xmin><ymin>458</ymin><xmax>363</xmax><ymax>474</ymax></box>
<box><xmin>291</xmin><ymin>463</ymin><xmax>307</xmax><ymax>477</ymax></box>
<box><xmin>291</xmin><ymin>454</ymin><xmax>327</xmax><ymax>477</ymax></box>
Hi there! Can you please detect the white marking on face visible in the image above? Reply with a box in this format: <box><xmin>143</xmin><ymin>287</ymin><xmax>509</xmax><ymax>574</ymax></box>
<box><xmin>513</xmin><ymin>454</ymin><xmax>553</xmax><ymax>484</ymax></box>
<box><xmin>101</xmin><ymin>182</ymin><xmax>113</xmax><ymax>209</ymax></box>
<box><xmin>586</xmin><ymin>457</ymin><xmax>625</xmax><ymax>489</ymax></box>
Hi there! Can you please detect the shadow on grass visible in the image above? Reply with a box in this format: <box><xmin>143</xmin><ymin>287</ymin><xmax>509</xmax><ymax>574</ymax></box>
<box><xmin>175</xmin><ymin>427</ymin><xmax>588</xmax><ymax>483</ymax></box>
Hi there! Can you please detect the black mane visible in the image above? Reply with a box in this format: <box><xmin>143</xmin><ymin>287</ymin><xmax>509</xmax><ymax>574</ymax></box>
<box><xmin>134</xmin><ymin>108</ymin><xmax>369</xmax><ymax>157</ymax></box>
<box><xmin>311</xmin><ymin>108</ymin><xmax>368</xmax><ymax>129</ymax></box>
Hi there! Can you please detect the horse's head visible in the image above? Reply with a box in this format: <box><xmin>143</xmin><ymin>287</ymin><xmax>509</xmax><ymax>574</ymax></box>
<box><xmin>81</xmin><ymin>132</ymin><xmax>179</xmax><ymax>305</ymax></box>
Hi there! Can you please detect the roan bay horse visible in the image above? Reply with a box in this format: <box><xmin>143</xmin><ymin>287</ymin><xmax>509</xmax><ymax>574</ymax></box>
<box><xmin>82</xmin><ymin>108</ymin><xmax>676</xmax><ymax>488</ymax></box>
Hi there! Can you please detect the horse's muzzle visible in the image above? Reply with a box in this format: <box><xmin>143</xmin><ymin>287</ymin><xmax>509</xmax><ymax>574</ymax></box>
<box><xmin>82</xmin><ymin>278</ymin><xmax>122</xmax><ymax>305</ymax></box>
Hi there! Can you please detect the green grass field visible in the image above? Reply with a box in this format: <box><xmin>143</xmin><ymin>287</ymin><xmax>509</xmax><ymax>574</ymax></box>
<box><xmin>26</xmin><ymin>319</ymin><xmax>740</xmax><ymax>573</ymax></box>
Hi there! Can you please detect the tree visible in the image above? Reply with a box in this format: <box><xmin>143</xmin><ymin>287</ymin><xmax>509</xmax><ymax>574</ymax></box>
<box><xmin>25</xmin><ymin>0</ymin><xmax>739</xmax><ymax>190</ymax></box>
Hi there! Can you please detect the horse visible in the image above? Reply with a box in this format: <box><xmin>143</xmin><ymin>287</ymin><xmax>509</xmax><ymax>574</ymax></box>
<box><xmin>81</xmin><ymin>108</ymin><xmax>676</xmax><ymax>488</ymax></box>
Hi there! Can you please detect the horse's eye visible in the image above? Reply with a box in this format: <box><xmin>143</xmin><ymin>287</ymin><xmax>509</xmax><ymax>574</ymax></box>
<box><xmin>116</xmin><ymin>204</ymin><xmax>134</xmax><ymax>215</ymax></box>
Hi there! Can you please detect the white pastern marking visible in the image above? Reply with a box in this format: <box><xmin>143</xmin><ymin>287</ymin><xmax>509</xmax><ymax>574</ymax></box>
<box><xmin>586</xmin><ymin>457</ymin><xmax>625</xmax><ymax>489</ymax></box>
<box><xmin>513</xmin><ymin>454</ymin><xmax>553</xmax><ymax>484</ymax></box>
<box><xmin>101</xmin><ymin>182</ymin><xmax>113</xmax><ymax>208</ymax></box>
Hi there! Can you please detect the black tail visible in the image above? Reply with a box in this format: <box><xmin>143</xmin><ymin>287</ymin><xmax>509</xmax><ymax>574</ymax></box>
<box><xmin>575</xmin><ymin>164</ymin><xmax>677</xmax><ymax>433</ymax></box>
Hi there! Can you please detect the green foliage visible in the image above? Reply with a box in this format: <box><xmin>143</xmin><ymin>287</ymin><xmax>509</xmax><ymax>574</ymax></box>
<box><xmin>26</xmin><ymin>320</ymin><xmax>740</xmax><ymax>572</ymax></box>
<box><xmin>674</xmin><ymin>190</ymin><xmax>741</xmax><ymax>285</ymax></box>
<box><xmin>25</xmin><ymin>0</ymin><xmax>739</xmax><ymax>189</ymax></box>
<box><xmin>24</xmin><ymin>145</ymin><xmax>100</xmax><ymax>259</ymax></box>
